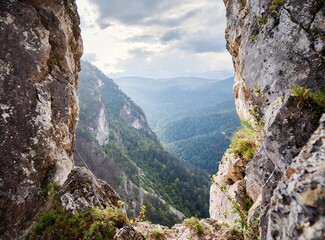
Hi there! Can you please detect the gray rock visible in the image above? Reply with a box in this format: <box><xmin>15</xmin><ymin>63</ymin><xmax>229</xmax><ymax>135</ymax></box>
<box><xmin>0</xmin><ymin>0</ymin><xmax>82</xmax><ymax>239</ymax></box>
<box><xmin>114</xmin><ymin>225</ymin><xmax>145</xmax><ymax>240</ymax></box>
<box><xmin>211</xmin><ymin>0</ymin><xmax>325</xmax><ymax>238</ymax></box>
<box><xmin>58</xmin><ymin>167</ymin><xmax>121</xmax><ymax>213</ymax></box>
<box><xmin>267</xmin><ymin>114</ymin><xmax>325</xmax><ymax>239</ymax></box>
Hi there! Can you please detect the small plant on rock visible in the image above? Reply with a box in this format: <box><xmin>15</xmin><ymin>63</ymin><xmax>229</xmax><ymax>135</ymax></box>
<box><xmin>290</xmin><ymin>85</ymin><xmax>325</xmax><ymax>119</ymax></box>
<box><xmin>184</xmin><ymin>217</ymin><xmax>205</xmax><ymax>235</ymax></box>
<box><xmin>229</xmin><ymin>121</ymin><xmax>259</xmax><ymax>161</ymax></box>
<box><xmin>269</xmin><ymin>0</ymin><xmax>286</xmax><ymax>13</ymax></box>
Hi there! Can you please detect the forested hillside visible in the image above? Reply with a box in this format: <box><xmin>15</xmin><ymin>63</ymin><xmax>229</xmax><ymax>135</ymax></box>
<box><xmin>75</xmin><ymin>61</ymin><xmax>210</xmax><ymax>226</ymax></box>
<box><xmin>162</xmin><ymin>110</ymin><xmax>240</xmax><ymax>173</ymax></box>
<box><xmin>115</xmin><ymin>77</ymin><xmax>240</xmax><ymax>174</ymax></box>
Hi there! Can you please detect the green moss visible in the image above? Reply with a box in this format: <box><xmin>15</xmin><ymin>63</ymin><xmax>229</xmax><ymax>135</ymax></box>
<box><xmin>253</xmin><ymin>84</ymin><xmax>263</xmax><ymax>97</ymax></box>
<box><xmin>26</xmin><ymin>207</ymin><xmax>127</xmax><ymax>240</ymax></box>
<box><xmin>184</xmin><ymin>217</ymin><xmax>204</xmax><ymax>235</ymax></box>
<box><xmin>269</xmin><ymin>0</ymin><xmax>286</xmax><ymax>13</ymax></box>
<box><xmin>255</xmin><ymin>16</ymin><xmax>268</xmax><ymax>27</ymax></box>
<box><xmin>229</xmin><ymin>122</ymin><xmax>259</xmax><ymax>161</ymax></box>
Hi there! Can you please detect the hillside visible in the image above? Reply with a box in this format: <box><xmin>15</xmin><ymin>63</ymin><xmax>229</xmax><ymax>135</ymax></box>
<box><xmin>75</xmin><ymin>61</ymin><xmax>210</xmax><ymax>226</ymax></box>
<box><xmin>163</xmin><ymin>110</ymin><xmax>240</xmax><ymax>173</ymax></box>
<box><xmin>115</xmin><ymin>76</ymin><xmax>240</xmax><ymax>173</ymax></box>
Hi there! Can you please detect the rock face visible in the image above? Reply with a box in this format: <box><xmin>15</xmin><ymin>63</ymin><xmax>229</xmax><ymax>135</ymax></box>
<box><xmin>210</xmin><ymin>0</ymin><xmax>325</xmax><ymax>238</ymax></box>
<box><xmin>0</xmin><ymin>0</ymin><xmax>82</xmax><ymax>239</ymax></box>
<box><xmin>267</xmin><ymin>114</ymin><xmax>325</xmax><ymax>239</ymax></box>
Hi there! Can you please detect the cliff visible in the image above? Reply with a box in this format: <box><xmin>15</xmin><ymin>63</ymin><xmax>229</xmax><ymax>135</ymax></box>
<box><xmin>0</xmin><ymin>0</ymin><xmax>82</xmax><ymax>238</ymax></box>
<box><xmin>210</xmin><ymin>0</ymin><xmax>325</xmax><ymax>239</ymax></box>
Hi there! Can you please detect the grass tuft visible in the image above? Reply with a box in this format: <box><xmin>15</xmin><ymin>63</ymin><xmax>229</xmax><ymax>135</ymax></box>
<box><xmin>184</xmin><ymin>217</ymin><xmax>204</xmax><ymax>235</ymax></box>
<box><xmin>229</xmin><ymin>121</ymin><xmax>259</xmax><ymax>161</ymax></box>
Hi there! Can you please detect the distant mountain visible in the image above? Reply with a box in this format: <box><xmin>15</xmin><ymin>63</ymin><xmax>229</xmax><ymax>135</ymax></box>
<box><xmin>75</xmin><ymin>61</ymin><xmax>210</xmax><ymax>227</ymax></box>
<box><xmin>115</xmin><ymin>76</ymin><xmax>235</xmax><ymax>129</ymax></box>
<box><xmin>115</xmin><ymin>76</ymin><xmax>240</xmax><ymax>174</ymax></box>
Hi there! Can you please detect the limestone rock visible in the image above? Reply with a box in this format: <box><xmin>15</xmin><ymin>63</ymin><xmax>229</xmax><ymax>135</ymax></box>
<box><xmin>0</xmin><ymin>0</ymin><xmax>82</xmax><ymax>239</ymax></box>
<box><xmin>59</xmin><ymin>167</ymin><xmax>121</xmax><ymax>213</ymax></box>
<box><xmin>267</xmin><ymin>114</ymin><xmax>325</xmax><ymax>239</ymax></box>
<box><xmin>210</xmin><ymin>152</ymin><xmax>249</xmax><ymax>228</ymax></box>
<box><xmin>216</xmin><ymin>0</ymin><xmax>325</xmax><ymax>237</ymax></box>
<box><xmin>133</xmin><ymin>219</ymin><xmax>234</xmax><ymax>240</ymax></box>
<box><xmin>114</xmin><ymin>225</ymin><xmax>145</xmax><ymax>240</ymax></box>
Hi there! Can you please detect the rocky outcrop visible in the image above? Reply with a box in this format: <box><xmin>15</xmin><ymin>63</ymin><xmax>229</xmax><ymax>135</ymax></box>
<box><xmin>59</xmin><ymin>167</ymin><xmax>121</xmax><ymax>213</ymax></box>
<box><xmin>0</xmin><ymin>0</ymin><xmax>82</xmax><ymax>238</ymax></box>
<box><xmin>210</xmin><ymin>0</ymin><xmax>325</xmax><ymax>238</ymax></box>
<box><xmin>133</xmin><ymin>219</ymin><xmax>234</xmax><ymax>240</ymax></box>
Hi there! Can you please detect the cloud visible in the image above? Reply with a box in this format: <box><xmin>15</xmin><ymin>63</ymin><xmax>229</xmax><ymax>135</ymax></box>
<box><xmin>160</xmin><ymin>30</ymin><xmax>182</xmax><ymax>42</ymax></box>
<box><xmin>144</xmin><ymin>9</ymin><xmax>199</xmax><ymax>27</ymax></box>
<box><xmin>129</xmin><ymin>48</ymin><xmax>152</xmax><ymax>59</ymax></box>
<box><xmin>86</xmin><ymin>0</ymin><xmax>203</xmax><ymax>28</ymax></box>
<box><xmin>83</xmin><ymin>53</ymin><xmax>97</xmax><ymax>62</ymax></box>
<box><xmin>77</xmin><ymin>0</ymin><xmax>234</xmax><ymax>79</ymax></box>
<box><xmin>127</xmin><ymin>34</ymin><xmax>156</xmax><ymax>43</ymax></box>
<box><xmin>87</xmin><ymin>0</ymin><xmax>168</xmax><ymax>26</ymax></box>
<box><xmin>181</xmin><ymin>31</ymin><xmax>226</xmax><ymax>53</ymax></box>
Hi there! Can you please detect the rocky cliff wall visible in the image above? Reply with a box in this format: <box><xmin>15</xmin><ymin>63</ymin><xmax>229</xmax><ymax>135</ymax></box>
<box><xmin>210</xmin><ymin>0</ymin><xmax>324</xmax><ymax>239</ymax></box>
<box><xmin>0</xmin><ymin>0</ymin><xmax>82</xmax><ymax>238</ymax></box>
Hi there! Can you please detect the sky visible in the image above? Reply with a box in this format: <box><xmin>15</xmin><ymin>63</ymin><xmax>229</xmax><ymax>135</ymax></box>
<box><xmin>76</xmin><ymin>0</ymin><xmax>234</xmax><ymax>79</ymax></box>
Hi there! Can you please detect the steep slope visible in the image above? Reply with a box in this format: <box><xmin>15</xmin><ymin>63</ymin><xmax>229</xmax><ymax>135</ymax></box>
<box><xmin>0</xmin><ymin>1</ymin><xmax>82</xmax><ymax>238</ymax></box>
<box><xmin>75</xmin><ymin>61</ymin><xmax>210</xmax><ymax>226</ymax></box>
<box><xmin>115</xmin><ymin>76</ymin><xmax>240</xmax><ymax>174</ymax></box>
<box><xmin>210</xmin><ymin>0</ymin><xmax>325</xmax><ymax>239</ymax></box>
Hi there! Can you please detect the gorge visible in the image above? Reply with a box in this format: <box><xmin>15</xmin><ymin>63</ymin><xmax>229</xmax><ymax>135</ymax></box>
<box><xmin>0</xmin><ymin>0</ymin><xmax>324</xmax><ymax>239</ymax></box>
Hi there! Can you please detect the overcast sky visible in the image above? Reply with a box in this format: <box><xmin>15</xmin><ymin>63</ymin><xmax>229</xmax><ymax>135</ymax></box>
<box><xmin>76</xmin><ymin>0</ymin><xmax>233</xmax><ymax>79</ymax></box>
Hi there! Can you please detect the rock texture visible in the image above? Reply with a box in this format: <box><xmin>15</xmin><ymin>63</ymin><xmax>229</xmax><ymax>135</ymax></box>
<box><xmin>133</xmin><ymin>219</ymin><xmax>234</xmax><ymax>240</ymax></box>
<box><xmin>59</xmin><ymin>167</ymin><xmax>121</xmax><ymax>213</ymax></box>
<box><xmin>210</xmin><ymin>0</ymin><xmax>325</xmax><ymax>238</ymax></box>
<box><xmin>0</xmin><ymin>0</ymin><xmax>82</xmax><ymax>239</ymax></box>
<box><xmin>267</xmin><ymin>114</ymin><xmax>325</xmax><ymax>239</ymax></box>
<box><xmin>210</xmin><ymin>151</ymin><xmax>249</xmax><ymax>227</ymax></box>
